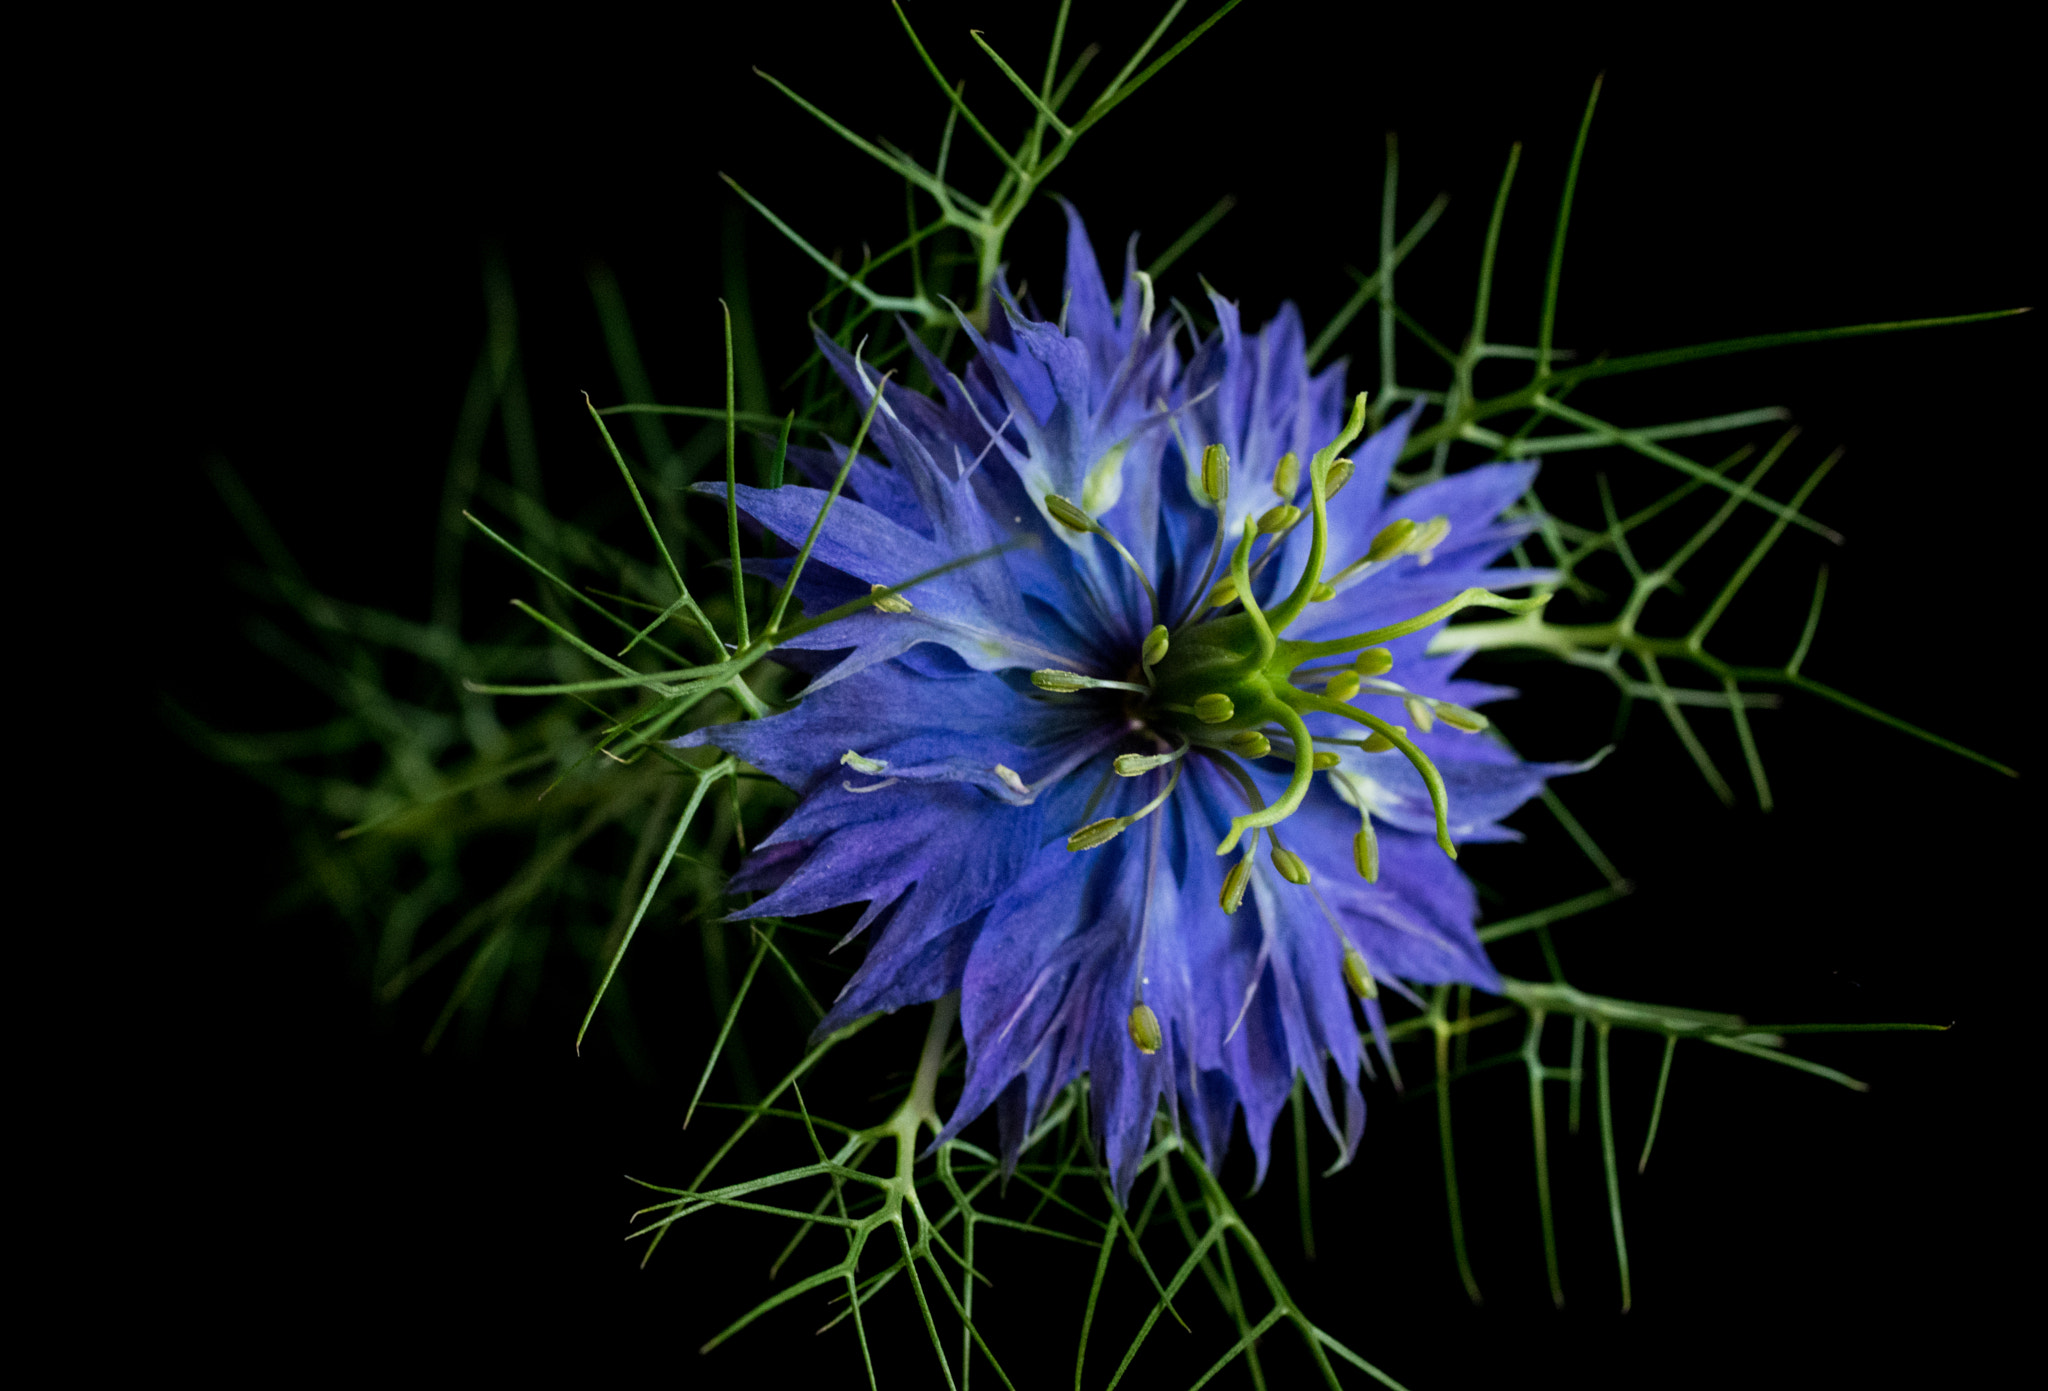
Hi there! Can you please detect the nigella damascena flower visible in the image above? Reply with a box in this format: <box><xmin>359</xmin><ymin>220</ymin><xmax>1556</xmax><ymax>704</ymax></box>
<box><xmin>682</xmin><ymin>206</ymin><xmax>1583</xmax><ymax>1197</ymax></box>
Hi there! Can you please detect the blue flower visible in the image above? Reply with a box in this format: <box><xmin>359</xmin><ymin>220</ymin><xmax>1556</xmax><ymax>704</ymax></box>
<box><xmin>683</xmin><ymin>207</ymin><xmax>1580</xmax><ymax>1197</ymax></box>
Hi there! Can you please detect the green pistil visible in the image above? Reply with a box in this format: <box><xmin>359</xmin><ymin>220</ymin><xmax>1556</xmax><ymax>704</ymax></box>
<box><xmin>1295</xmin><ymin>689</ymin><xmax>1457</xmax><ymax>857</ymax></box>
<box><xmin>1216</xmin><ymin>699</ymin><xmax>1317</xmax><ymax>854</ymax></box>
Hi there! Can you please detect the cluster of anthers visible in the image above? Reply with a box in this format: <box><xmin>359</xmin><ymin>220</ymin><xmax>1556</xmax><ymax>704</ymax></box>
<box><xmin>1026</xmin><ymin>395</ymin><xmax>1545</xmax><ymax>1049</ymax></box>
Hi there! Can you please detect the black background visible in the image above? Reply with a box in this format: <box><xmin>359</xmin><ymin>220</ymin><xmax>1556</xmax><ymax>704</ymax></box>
<box><xmin>80</xmin><ymin>4</ymin><xmax>2038</xmax><ymax>1383</ymax></box>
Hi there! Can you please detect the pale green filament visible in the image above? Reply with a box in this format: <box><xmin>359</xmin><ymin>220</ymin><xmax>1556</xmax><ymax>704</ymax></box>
<box><xmin>1066</xmin><ymin>760</ymin><xmax>1183</xmax><ymax>852</ymax></box>
<box><xmin>1044</xmin><ymin>492</ymin><xmax>1162</xmax><ymax>626</ymax></box>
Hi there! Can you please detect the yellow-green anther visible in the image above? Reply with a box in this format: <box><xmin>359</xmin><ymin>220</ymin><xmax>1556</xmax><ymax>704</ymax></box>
<box><xmin>1272</xmin><ymin>451</ymin><xmax>1301</xmax><ymax>498</ymax></box>
<box><xmin>1067</xmin><ymin>816</ymin><xmax>1130</xmax><ymax>851</ymax></box>
<box><xmin>1326</xmin><ymin>670</ymin><xmax>1362</xmax><ymax>701</ymax></box>
<box><xmin>1127</xmin><ymin>1002</ymin><xmax>1163</xmax><ymax>1054</ymax></box>
<box><xmin>1220</xmin><ymin>858</ymin><xmax>1253</xmax><ymax>913</ymax></box>
<box><xmin>1312</xmin><ymin>751</ymin><xmax>1341</xmax><ymax>771</ymax></box>
<box><xmin>1408</xmin><ymin>515</ymin><xmax>1450</xmax><ymax>561</ymax></box>
<box><xmin>1045</xmin><ymin>494</ymin><xmax>1095</xmax><ymax>533</ymax></box>
<box><xmin>1142</xmin><ymin>624</ymin><xmax>1170</xmax><ymax>667</ymax></box>
<box><xmin>1227</xmin><ymin>730</ymin><xmax>1271</xmax><ymax>758</ymax></box>
<box><xmin>1343</xmin><ymin>945</ymin><xmax>1379</xmax><ymax>1000</ymax></box>
<box><xmin>1354</xmin><ymin>647</ymin><xmax>1394</xmax><ymax>676</ymax></box>
<box><xmin>1367</xmin><ymin>517</ymin><xmax>1417</xmax><ymax>562</ymax></box>
<box><xmin>1256</xmin><ymin>504</ymin><xmax>1302</xmax><ymax>535</ymax></box>
<box><xmin>1436</xmin><ymin>702</ymin><xmax>1489</xmax><ymax>732</ymax></box>
<box><xmin>1359</xmin><ymin>729</ymin><xmax>1399</xmax><ymax>753</ymax></box>
<box><xmin>1194</xmin><ymin>693</ymin><xmax>1235</xmax><ymax>724</ymax></box>
<box><xmin>840</xmin><ymin>749</ymin><xmax>890</xmax><ymax>774</ymax></box>
<box><xmin>1272</xmin><ymin>846</ymin><xmax>1311</xmax><ymax>885</ymax></box>
<box><xmin>1032</xmin><ymin>669</ymin><xmax>1089</xmax><ymax>692</ymax></box>
<box><xmin>1201</xmin><ymin>443</ymin><xmax>1230</xmax><ymax>504</ymax></box>
<box><xmin>1353</xmin><ymin>817</ymin><xmax>1380</xmax><ymax>882</ymax></box>
<box><xmin>1202</xmin><ymin>577</ymin><xmax>1238</xmax><ymax>610</ymax></box>
<box><xmin>1404</xmin><ymin>696</ymin><xmax>1436</xmax><ymax>733</ymax></box>
<box><xmin>869</xmin><ymin>584</ymin><xmax>913</xmax><ymax>613</ymax></box>
<box><xmin>1310</xmin><ymin>582</ymin><xmax>1336</xmax><ymax>602</ymax></box>
<box><xmin>1325</xmin><ymin>457</ymin><xmax>1355</xmax><ymax>498</ymax></box>
<box><xmin>994</xmin><ymin>764</ymin><xmax>1029</xmax><ymax>795</ymax></box>
<box><xmin>1115</xmin><ymin>751</ymin><xmax>1177</xmax><ymax>777</ymax></box>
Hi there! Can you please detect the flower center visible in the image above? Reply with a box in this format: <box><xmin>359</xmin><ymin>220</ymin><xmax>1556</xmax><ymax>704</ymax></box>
<box><xmin>1035</xmin><ymin>390</ymin><xmax>1549</xmax><ymax>899</ymax></box>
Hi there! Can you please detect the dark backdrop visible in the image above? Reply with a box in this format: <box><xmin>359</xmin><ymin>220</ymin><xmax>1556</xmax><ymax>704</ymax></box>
<box><xmin>104</xmin><ymin>5</ymin><xmax>2033</xmax><ymax>1383</ymax></box>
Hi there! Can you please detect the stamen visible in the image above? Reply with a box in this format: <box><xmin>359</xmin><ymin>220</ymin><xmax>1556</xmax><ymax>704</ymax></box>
<box><xmin>1226</xmin><ymin>730</ymin><xmax>1271</xmax><ymax>758</ymax></box>
<box><xmin>1292</xmin><ymin>587</ymin><xmax>1549</xmax><ymax>661</ymax></box>
<box><xmin>1067</xmin><ymin>817</ymin><xmax>1127</xmax><ymax>850</ymax></box>
<box><xmin>1326</xmin><ymin>511</ymin><xmax>1454</xmax><ymax>592</ymax></box>
<box><xmin>1325</xmin><ymin>457</ymin><xmax>1356</xmax><ymax>498</ymax></box>
<box><xmin>1296</xmin><ymin>691</ymin><xmax>1457</xmax><ymax>858</ymax></box>
<box><xmin>1271</xmin><ymin>843</ymin><xmax>1311</xmax><ymax>885</ymax></box>
<box><xmin>1355</xmin><ymin>648</ymin><xmax>1394</xmax><ymax>676</ymax></box>
<box><xmin>1361</xmin><ymin>677</ymin><xmax>1492</xmax><ymax>734</ymax></box>
<box><xmin>869</xmin><ymin>583</ymin><xmax>914</xmax><ymax>613</ymax></box>
<box><xmin>1043</xmin><ymin>492</ymin><xmax>1163</xmax><ymax>625</ymax></box>
<box><xmin>1193</xmin><ymin>693</ymin><xmax>1236</xmax><ymax>724</ymax></box>
<box><xmin>1408</xmin><ymin>516</ymin><xmax>1451</xmax><ymax>563</ymax></box>
<box><xmin>1127</xmin><ymin>1002</ymin><xmax>1163</xmax><ymax>1055</ymax></box>
<box><xmin>1201</xmin><ymin>442</ymin><xmax>1230</xmax><ymax>505</ymax></box>
<box><xmin>1115</xmin><ymin>741</ymin><xmax>1187</xmax><ymax>777</ymax></box>
<box><xmin>1220</xmin><ymin>852</ymin><xmax>1254</xmax><ymax>913</ymax></box>
<box><xmin>1032</xmin><ymin>669</ymin><xmax>1149</xmax><ymax>694</ymax></box>
<box><xmin>1066</xmin><ymin>760</ymin><xmax>1184</xmax><ymax>852</ymax></box>
<box><xmin>1326</xmin><ymin>670</ymin><xmax>1362</xmax><ymax>701</ymax></box>
<box><xmin>1436</xmin><ymin>703</ymin><xmax>1490</xmax><ymax>732</ymax></box>
<box><xmin>1343</xmin><ymin>946</ymin><xmax>1380</xmax><ymax>1000</ymax></box>
<box><xmin>840</xmin><ymin>750</ymin><xmax>890</xmax><ymax>774</ymax></box>
<box><xmin>993</xmin><ymin>764</ymin><xmax>1030</xmax><ymax>796</ymax></box>
<box><xmin>1256</xmin><ymin>504</ymin><xmax>1303</xmax><ymax>534</ymax></box>
<box><xmin>1173</xmin><ymin>445</ymin><xmax>1233</xmax><ymax>631</ymax></box>
<box><xmin>843</xmin><ymin>777</ymin><xmax>901</xmax><ymax>794</ymax></box>
<box><xmin>1333</xmin><ymin>772</ymin><xmax>1382</xmax><ymax>882</ymax></box>
<box><xmin>1367</xmin><ymin>517</ymin><xmax>1417</xmax><ymax>563</ymax></box>
<box><xmin>1272</xmin><ymin>450</ymin><xmax>1301</xmax><ymax>499</ymax></box>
